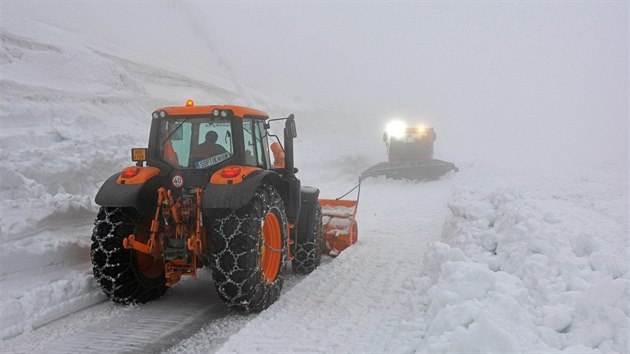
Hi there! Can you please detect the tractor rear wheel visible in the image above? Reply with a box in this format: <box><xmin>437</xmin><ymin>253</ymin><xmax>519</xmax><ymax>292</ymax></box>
<box><xmin>209</xmin><ymin>184</ymin><xmax>288</xmax><ymax>313</ymax></box>
<box><xmin>292</xmin><ymin>202</ymin><xmax>323</xmax><ymax>274</ymax></box>
<box><xmin>91</xmin><ymin>207</ymin><xmax>167</xmax><ymax>304</ymax></box>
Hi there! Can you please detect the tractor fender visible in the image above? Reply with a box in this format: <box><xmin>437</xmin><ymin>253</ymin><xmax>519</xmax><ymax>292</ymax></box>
<box><xmin>95</xmin><ymin>173</ymin><xmax>162</xmax><ymax>214</ymax></box>
<box><xmin>203</xmin><ymin>170</ymin><xmax>282</xmax><ymax>209</ymax></box>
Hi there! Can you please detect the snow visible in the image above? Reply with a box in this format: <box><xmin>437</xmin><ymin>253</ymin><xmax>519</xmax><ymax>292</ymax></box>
<box><xmin>413</xmin><ymin>170</ymin><xmax>628</xmax><ymax>353</ymax></box>
<box><xmin>1</xmin><ymin>15</ymin><xmax>628</xmax><ymax>354</ymax></box>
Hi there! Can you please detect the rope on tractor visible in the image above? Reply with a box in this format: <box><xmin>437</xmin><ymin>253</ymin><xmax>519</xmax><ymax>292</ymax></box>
<box><xmin>336</xmin><ymin>181</ymin><xmax>361</xmax><ymax>200</ymax></box>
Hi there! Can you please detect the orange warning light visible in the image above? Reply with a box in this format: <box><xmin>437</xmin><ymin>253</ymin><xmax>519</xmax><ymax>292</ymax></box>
<box><xmin>185</xmin><ymin>99</ymin><xmax>194</xmax><ymax>107</ymax></box>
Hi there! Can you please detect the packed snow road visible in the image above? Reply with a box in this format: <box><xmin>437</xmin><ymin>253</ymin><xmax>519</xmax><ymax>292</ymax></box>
<box><xmin>173</xmin><ymin>177</ymin><xmax>456</xmax><ymax>353</ymax></box>
<box><xmin>1</xmin><ymin>178</ymin><xmax>455</xmax><ymax>353</ymax></box>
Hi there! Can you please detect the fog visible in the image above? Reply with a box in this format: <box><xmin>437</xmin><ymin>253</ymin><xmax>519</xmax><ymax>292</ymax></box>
<box><xmin>5</xmin><ymin>1</ymin><xmax>627</xmax><ymax>174</ymax></box>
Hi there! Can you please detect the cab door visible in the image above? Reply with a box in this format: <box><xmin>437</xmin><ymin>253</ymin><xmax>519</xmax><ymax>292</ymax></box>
<box><xmin>243</xmin><ymin>118</ymin><xmax>270</xmax><ymax>169</ymax></box>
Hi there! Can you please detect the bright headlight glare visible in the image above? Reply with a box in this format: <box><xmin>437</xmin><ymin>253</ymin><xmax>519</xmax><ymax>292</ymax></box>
<box><xmin>385</xmin><ymin>120</ymin><xmax>407</xmax><ymax>139</ymax></box>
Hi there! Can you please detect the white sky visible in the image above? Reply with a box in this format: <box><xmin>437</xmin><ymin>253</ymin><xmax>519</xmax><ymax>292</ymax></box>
<box><xmin>3</xmin><ymin>1</ymin><xmax>628</xmax><ymax>172</ymax></box>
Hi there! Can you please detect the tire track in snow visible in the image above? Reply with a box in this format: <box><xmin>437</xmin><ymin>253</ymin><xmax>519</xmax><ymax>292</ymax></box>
<box><xmin>2</xmin><ymin>272</ymin><xmax>229</xmax><ymax>353</ymax></box>
<box><xmin>2</xmin><ymin>269</ymin><xmax>307</xmax><ymax>353</ymax></box>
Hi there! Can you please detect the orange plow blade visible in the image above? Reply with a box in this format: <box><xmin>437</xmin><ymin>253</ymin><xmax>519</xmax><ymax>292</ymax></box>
<box><xmin>319</xmin><ymin>199</ymin><xmax>359</xmax><ymax>257</ymax></box>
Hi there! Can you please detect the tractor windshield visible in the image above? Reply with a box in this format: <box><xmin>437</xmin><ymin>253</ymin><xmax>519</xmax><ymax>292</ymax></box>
<box><xmin>159</xmin><ymin>117</ymin><xmax>233</xmax><ymax>169</ymax></box>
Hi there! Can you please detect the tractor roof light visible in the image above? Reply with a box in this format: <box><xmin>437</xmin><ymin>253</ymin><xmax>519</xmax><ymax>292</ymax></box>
<box><xmin>159</xmin><ymin>110</ymin><xmax>167</xmax><ymax>118</ymax></box>
<box><xmin>385</xmin><ymin>120</ymin><xmax>407</xmax><ymax>139</ymax></box>
<box><xmin>212</xmin><ymin>109</ymin><xmax>231</xmax><ymax>118</ymax></box>
<box><xmin>185</xmin><ymin>99</ymin><xmax>194</xmax><ymax>107</ymax></box>
<box><xmin>152</xmin><ymin>112</ymin><xmax>159</xmax><ymax>119</ymax></box>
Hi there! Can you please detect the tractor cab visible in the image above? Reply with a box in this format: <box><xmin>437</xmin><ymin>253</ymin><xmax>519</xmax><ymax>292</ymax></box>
<box><xmin>134</xmin><ymin>102</ymin><xmax>275</xmax><ymax>193</ymax></box>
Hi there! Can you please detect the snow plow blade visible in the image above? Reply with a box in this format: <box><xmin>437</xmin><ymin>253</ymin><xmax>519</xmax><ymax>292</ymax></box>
<box><xmin>360</xmin><ymin>159</ymin><xmax>458</xmax><ymax>181</ymax></box>
<box><xmin>320</xmin><ymin>199</ymin><xmax>358</xmax><ymax>257</ymax></box>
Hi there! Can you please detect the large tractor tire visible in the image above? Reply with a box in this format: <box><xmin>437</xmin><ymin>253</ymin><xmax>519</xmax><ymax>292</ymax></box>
<box><xmin>209</xmin><ymin>184</ymin><xmax>288</xmax><ymax>313</ymax></box>
<box><xmin>91</xmin><ymin>207</ymin><xmax>167</xmax><ymax>304</ymax></box>
<box><xmin>292</xmin><ymin>202</ymin><xmax>323</xmax><ymax>274</ymax></box>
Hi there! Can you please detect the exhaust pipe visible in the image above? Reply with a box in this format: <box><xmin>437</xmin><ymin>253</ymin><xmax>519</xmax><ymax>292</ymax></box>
<box><xmin>283</xmin><ymin>114</ymin><xmax>296</xmax><ymax>177</ymax></box>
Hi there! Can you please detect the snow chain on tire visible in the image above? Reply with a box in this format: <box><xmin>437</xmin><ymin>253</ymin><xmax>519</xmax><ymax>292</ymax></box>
<box><xmin>91</xmin><ymin>207</ymin><xmax>167</xmax><ymax>304</ymax></box>
<box><xmin>292</xmin><ymin>202</ymin><xmax>323</xmax><ymax>274</ymax></box>
<box><xmin>209</xmin><ymin>184</ymin><xmax>288</xmax><ymax>313</ymax></box>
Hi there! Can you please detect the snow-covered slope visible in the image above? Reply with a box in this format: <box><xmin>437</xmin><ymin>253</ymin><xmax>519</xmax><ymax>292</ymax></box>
<box><xmin>1</xmin><ymin>16</ymin><xmax>627</xmax><ymax>354</ymax></box>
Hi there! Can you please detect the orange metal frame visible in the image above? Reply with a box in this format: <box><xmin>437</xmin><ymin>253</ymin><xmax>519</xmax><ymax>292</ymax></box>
<box><xmin>123</xmin><ymin>187</ymin><xmax>206</xmax><ymax>287</ymax></box>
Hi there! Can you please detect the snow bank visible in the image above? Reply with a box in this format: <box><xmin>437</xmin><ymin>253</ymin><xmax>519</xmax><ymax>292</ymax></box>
<box><xmin>412</xmin><ymin>171</ymin><xmax>628</xmax><ymax>353</ymax></box>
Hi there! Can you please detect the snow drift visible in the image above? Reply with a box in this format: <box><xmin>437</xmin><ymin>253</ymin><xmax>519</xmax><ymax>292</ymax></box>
<box><xmin>413</xmin><ymin>170</ymin><xmax>629</xmax><ymax>353</ymax></box>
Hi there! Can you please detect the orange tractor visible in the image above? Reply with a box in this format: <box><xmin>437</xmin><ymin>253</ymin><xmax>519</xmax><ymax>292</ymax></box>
<box><xmin>91</xmin><ymin>101</ymin><xmax>358</xmax><ymax>312</ymax></box>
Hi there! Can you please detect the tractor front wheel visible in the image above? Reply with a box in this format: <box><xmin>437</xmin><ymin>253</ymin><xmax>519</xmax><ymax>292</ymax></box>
<box><xmin>209</xmin><ymin>184</ymin><xmax>288</xmax><ymax>313</ymax></box>
<box><xmin>91</xmin><ymin>207</ymin><xmax>167</xmax><ymax>304</ymax></box>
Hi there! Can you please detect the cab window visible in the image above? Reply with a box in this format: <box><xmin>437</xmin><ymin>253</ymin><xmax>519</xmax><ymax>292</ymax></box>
<box><xmin>159</xmin><ymin>117</ymin><xmax>233</xmax><ymax>169</ymax></box>
<box><xmin>255</xmin><ymin>120</ymin><xmax>269</xmax><ymax>168</ymax></box>
<box><xmin>243</xmin><ymin>118</ymin><xmax>268</xmax><ymax>168</ymax></box>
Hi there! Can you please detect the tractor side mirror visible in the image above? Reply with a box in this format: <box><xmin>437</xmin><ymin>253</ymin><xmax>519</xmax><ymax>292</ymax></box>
<box><xmin>285</xmin><ymin>115</ymin><xmax>297</xmax><ymax>139</ymax></box>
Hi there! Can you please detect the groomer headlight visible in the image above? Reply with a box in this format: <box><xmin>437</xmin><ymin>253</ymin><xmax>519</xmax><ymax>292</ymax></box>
<box><xmin>152</xmin><ymin>112</ymin><xmax>159</xmax><ymax>119</ymax></box>
<box><xmin>159</xmin><ymin>110</ymin><xmax>167</xmax><ymax>118</ymax></box>
<box><xmin>213</xmin><ymin>109</ymin><xmax>220</xmax><ymax>117</ymax></box>
<box><xmin>220</xmin><ymin>111</ymin><xmax>228</xmax><ymax>118</ymax></box>
<box><xmin>385</xmin><ymin>120</ymin><xmax>407</xmax><ymax>139</ymax></box>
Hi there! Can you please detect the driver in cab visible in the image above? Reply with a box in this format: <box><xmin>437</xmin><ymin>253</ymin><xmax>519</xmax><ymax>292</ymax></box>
<box><xmin>192</xmin><ymin>131</ymin><xmax>227</xmax><ymax>159</ymax></box>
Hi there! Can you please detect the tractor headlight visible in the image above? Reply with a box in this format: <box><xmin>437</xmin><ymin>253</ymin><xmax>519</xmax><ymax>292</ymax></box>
<box><xmin>152</xmin><ymin>112</ymin><xmax>159</xmax><ymax>119</ymax></box>
<box><xmin>385</xmin><ymin>120</ymin><xmax>407</xmax><ymax>139</ymax></box>
<box><xmin>159</xmin><ymin>110</ymin><xmax>167</xmax><ymax>118</ymax></box>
